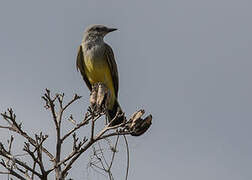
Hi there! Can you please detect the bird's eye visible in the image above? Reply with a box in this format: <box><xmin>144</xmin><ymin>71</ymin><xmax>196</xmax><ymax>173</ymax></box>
<box><xmin>101</xmin><ymin>27</ymin><xmax>107</xmax><ymax>31</ymax></box>
<box><xmin>94</xmin><ymin>27</ymin><xmax>101</xmax><ymax>31</ymax></box>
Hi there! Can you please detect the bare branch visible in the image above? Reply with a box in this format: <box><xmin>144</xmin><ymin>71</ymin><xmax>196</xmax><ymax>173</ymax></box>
<box><xmin>0</xmin><ymin>89</ymin><xmax>152</xmax><ymax>180</ymax></box>
<box><xmin>61</xmin><ymin>113</ymin><xmax>91</xmax><ymax>142</ymax></box>
<box><xmin>0</xmin><ymin>143</ymin><xmax>42</xmax><ymax>178</ymax></box>
<box><xmin>91</xmin><ymin>113</ymin><xmax>95</xmax><ymax>141</ymax></box>
<box><xmin>0</xmin><ymin>108</ymin><xmax>54</xmax><ymax>160</ymax></box>
<box><xmin>35</xmin><ymin>133</ymin><xmax>47</xmax><ymax>177</ymax></box>
<box><xmin>108</xmin><ymin>135</ymin><xmax>119</xmax><ymax>171</ymax></box>
<box><xmin>97</xmin><ymin>142</ymin><xmax>109</xmax><ymax>168</ymax></box>
<box><xmin>92</xmin><ymin>146</ymin><xmax>107</xmax><ymax>171</ymax></box>
<box><xmin>7</xmin><ymin>136</ymin><xmax>14</xmax><ymax>154</ymax></box>
<box><xmin>0</xmin><ymin>160</ymin><xmax>27</xmax><ymax>180</ymax></box>
<box><xmin>61</xmin><ymin>140</ymin><xmax>94</xmax><ymax>177</ymax></box>
<box><xmin>97</xmin><ymin>131</ymin><xmax>131</xmax><ymax>140</ymax></box>
<box><xmin>42</xmin><ymin>89</ymin><xmax>58</xmax><ymax>128</ymax></box>
<box><xmin>31</xmin><ymin>161</ymin><xmax>36</xmax><ymax>180</ymax></box>
<box><xmin>123</xmin><ymin>135</ymin><xmax>129</xmax><ymax>180</ymax></box>
<box><xmin>63</xmin><ymin>94</ymin><xmax>82</xmax><ymax>111</ymax></box>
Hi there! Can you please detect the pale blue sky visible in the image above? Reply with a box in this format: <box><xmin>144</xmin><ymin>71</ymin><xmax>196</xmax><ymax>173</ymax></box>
<box><xmin>0</xmin><ymin>0</ymin><xmax>252</xmax><ymax>179</ymax></box>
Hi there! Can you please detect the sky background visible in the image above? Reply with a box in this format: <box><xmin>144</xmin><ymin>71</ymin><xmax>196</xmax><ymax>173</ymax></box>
<box><xmin>0</xmin><ymin>0</ymin><xmax>252</xmax><ymax>179</ymax></box>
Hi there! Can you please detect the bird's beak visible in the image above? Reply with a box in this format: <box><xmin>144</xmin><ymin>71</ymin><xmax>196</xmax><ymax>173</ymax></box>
<box><xmin>107</xmin><ymin>28</ymin><xmax>117</xmax><ymax>33</ymax></box>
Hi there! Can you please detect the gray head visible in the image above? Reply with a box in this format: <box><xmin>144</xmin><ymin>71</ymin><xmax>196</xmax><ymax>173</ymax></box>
<box><xmin>83</xmin><ymin>24</ymin><xmax>117</xmax><ymax>41</ymax></box>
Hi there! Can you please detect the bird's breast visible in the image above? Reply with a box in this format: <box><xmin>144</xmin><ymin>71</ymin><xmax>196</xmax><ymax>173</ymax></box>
<box><xmin>83</xmin><ymin>47</ymin><xmax>110</xmax><ymax>86</ymax></box>
<box><xmin>84</xmin><ymin>45</ymin><xmax>105</xmax><ymax>72</ymax></box>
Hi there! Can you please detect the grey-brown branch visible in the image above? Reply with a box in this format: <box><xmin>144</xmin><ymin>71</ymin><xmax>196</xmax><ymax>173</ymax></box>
<box><xmin>0</xmin><ymin>87</ymin><xmax>152</xmax><ymax>180</ymax></box>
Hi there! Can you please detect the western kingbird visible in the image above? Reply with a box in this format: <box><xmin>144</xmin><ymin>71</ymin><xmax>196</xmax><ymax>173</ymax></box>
<box><xmin>76</xmin><ymin>24</ymin><xmax>123</xmax><ymax>125</ymax></box>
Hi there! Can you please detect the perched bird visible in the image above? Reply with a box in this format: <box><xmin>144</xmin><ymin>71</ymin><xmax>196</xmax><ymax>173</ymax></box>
<box><xmin>76</xmin><ymin>24</ymin><xmax>123</xmax><ymax>126</ymax></box>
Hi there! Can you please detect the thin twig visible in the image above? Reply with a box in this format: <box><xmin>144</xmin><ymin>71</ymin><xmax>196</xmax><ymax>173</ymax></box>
<box><xmin>123</xmin><ymin>135</ymin><xmax>129</xmax><ymax>180</ymax></box>
<box><xmin>92</xmin><ymin>146</ymin><xmax>106</xmax><ymax>171</ymax></box>
<box><xmin>0</xmin><ymin>171</ymin><xmax>10</xmax><ymax>174</ymax></box>
<box><xmin>91</xmin><ymin>114</ymin><xmax>95</xmax><ymax>140</ymax></box>
<box><xmin>62</xmin><ymin>94</ymin><xmax>82</xmax><ymax>111</ymax></box>
<box><xmin>0</xmin><ymin>143</ymin><xmax>42</xmax><ymax>178</ymax></box>
<box><xmin>35</xmin><ymin>133</ymin><xmax>47</xmax><ymax>177</ymax></box>
<box><xmin>0</xmin><ymin>161</ymin><xmax>27</xmax><ymax>180</ymax></box>
<box><xmin>89</xmin><ymin>163</ymin><xmax>107</xmax><ymax>177</ymax></box>
<box><xmin>43</xmin><ymin>89</ymin><xmax>58</xmax><ymax>128</ymax></box>
<box><xmin>61</xmin><ymin>115</ymin><xmax>92</xmax><ymax>142</ymax></box>
<box><xmin>31</xmin><ymin>161</ymin><xmax>36</xmax><ymax>180</ymax></box>
<box><xmin>7</xmin><ymin>136</ymin><xmax>14</xmax><ymax>154</ymax></box>
<box><xmin>98</xmin><ymin>142</ymin><xmax>109</xmax><ymax>168</ymax></box>
<box><xmin>0</xmin><ymin>109</ymin><xmax>54</xmax><ymax>160</ymax></box>
<box><xmin>108</xmin><ymin>135</ymin><xmax>119</xmax><ymax>171</ymax></box>
<box><xmin>97</xmin><ymin>131</ymin><xmax>131</xmax><ymax>140</ymax></box>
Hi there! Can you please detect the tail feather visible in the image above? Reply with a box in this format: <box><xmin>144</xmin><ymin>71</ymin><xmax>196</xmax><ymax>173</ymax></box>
<box><xmin>108</xmin><ymin>100</ymin><xmax>124</xmax><ymax>126</ymax></box>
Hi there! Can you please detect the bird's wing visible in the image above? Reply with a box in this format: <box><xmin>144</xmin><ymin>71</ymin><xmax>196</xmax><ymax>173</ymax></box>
<box><xmin>104</xmin><ymin>43</ymin><xmax>119</xmax><ymax>98</ymax></box>
<box><xmin>76</xmin><ymin>45</ymin><xmax>92</xmax><ymax>91</ymax></box>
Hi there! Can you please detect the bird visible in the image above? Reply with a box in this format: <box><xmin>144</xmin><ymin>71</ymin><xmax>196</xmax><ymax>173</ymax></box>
<box><xmin>76</xmin><ymin>24</ymin><xmax>123</xmax><ymax>126</ymax></box>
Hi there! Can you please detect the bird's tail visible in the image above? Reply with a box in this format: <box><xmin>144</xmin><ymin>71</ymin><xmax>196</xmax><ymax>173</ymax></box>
<box><xmin>108</xmin><ymin>100</ymin><xmax>124</xmax><ymax>126</ymax></box>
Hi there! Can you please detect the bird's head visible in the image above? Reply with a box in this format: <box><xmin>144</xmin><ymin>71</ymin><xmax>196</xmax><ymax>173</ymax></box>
<box><xmin>83</xmin><ymin>25</ymin><xmax>117</xmax><ymax>41</ymax></box>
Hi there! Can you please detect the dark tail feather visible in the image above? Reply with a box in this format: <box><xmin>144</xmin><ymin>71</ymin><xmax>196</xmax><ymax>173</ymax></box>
<box><xmin>108</xmin><ymin>100</ymin><xmax>124</xmax><ymax>126</ymax></box>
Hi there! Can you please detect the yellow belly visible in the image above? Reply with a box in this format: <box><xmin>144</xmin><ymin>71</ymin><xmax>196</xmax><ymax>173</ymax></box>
<box><xmin>84</xmin><ymin>56</ymin><xmax>115</xmax><ymax>108</ymax></box>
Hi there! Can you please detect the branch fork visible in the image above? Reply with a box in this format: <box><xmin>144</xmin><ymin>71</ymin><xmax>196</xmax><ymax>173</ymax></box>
<box><xmin>0</xmin><ymin>88</ymin><xmax>152</xmax><ymax>180</ymax></box>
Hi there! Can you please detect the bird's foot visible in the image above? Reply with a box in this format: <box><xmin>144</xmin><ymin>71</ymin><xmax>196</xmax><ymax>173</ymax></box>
<box><xmin>90</xmin><ymin>83</ymin><xmax>111</xmax><ymax>114</ymax></box>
